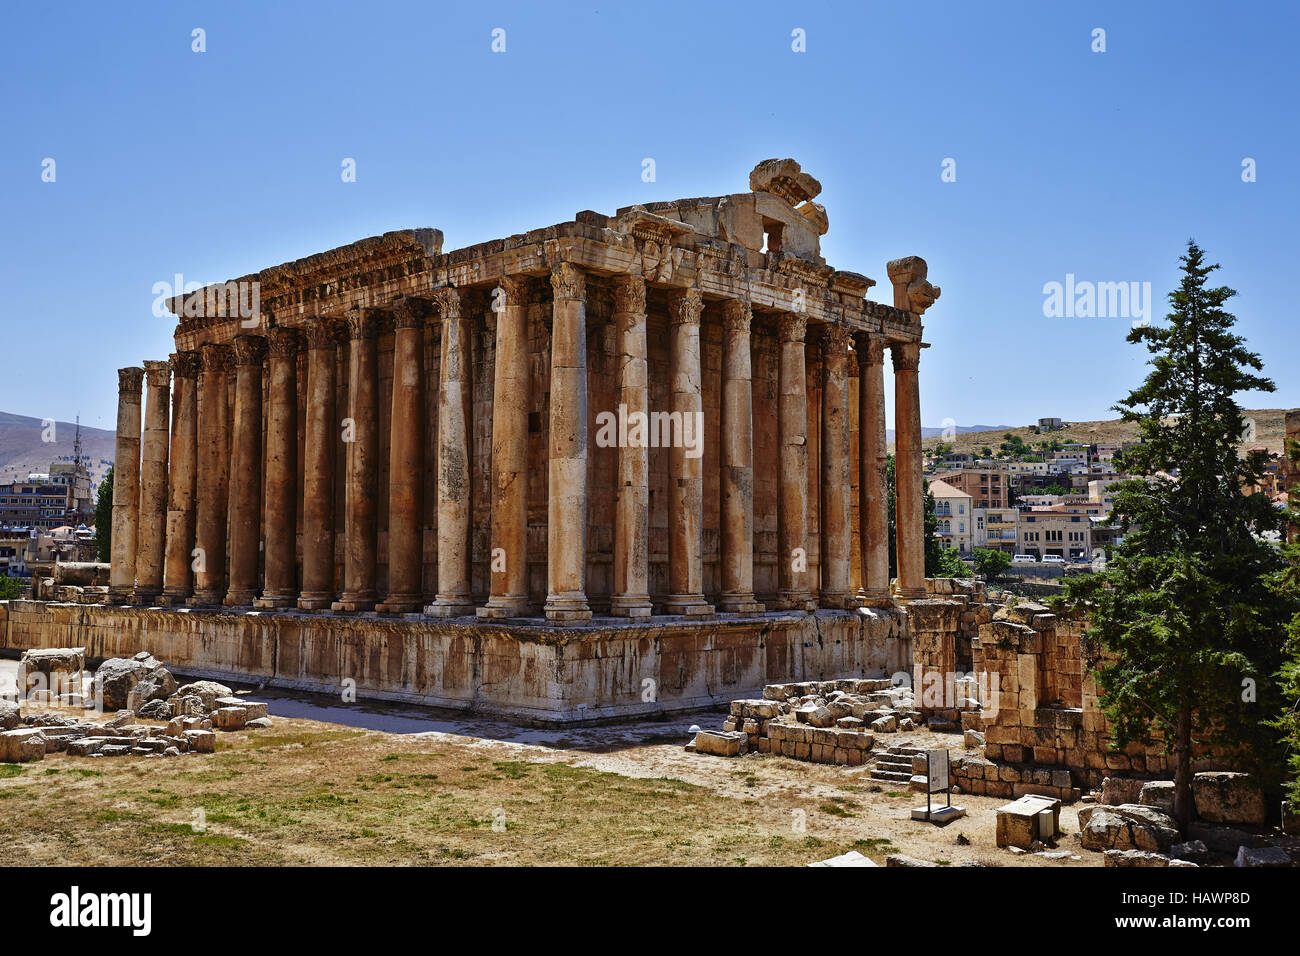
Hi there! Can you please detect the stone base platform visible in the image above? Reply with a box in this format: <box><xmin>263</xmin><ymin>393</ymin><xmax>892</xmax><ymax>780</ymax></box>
<box><xmin>0</xmin><ymin>600</ymin><xmax>910</xmax><ymax>726</ymax></box>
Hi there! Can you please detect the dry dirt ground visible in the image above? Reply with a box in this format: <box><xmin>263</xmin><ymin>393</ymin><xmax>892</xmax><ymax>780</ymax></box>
<box><xmin>0</xmin><ymin>678</ymin><xmax>1099</xmax><ymax>867</ymax></box>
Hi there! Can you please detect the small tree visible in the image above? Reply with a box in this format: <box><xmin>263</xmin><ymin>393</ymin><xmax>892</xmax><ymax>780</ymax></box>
<box><xmin>94</xmin><ymin>465</ymin><xmax>114</xmax><ymax>562</ymax></box>
<box><xmin>0</xmin><ymin>576</ymin><xmax>21</xmax><ymax>601</ymax></box>
<box><xmin>1064</xmin><ymin>241</ymin><xmax>1293</xmax><ymax>827</ymax></box>
<box><xmin>973</xmin><ymin>547</ymin><xmax>1012</xmax><ymax>581</ymax></box>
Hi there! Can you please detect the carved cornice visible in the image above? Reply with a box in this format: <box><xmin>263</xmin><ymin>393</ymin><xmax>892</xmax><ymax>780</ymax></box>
<box><xmin>431</xmin><ymin>287</ymin><xmax>461</xmax><ymax>322</ymax></box>
<box><xmin>778</xmin><ymin>313</ymin><xmax>807</xmax><ymax>344</ymax></box>
<box><xmin>268</xmin><ymin>327</ymin><xmax>304</xmax><ymax>357</ymax></box>
<box><xmin>669</xmin><ymin>289</ymin><xmax>703</xmax><ymax>327</ymax></box>
<box><xmin>117</xmin><ymin>366</ymin><xmax>145</xmax><ymax>393</ymax></box>
<box><xmin>233</xmin><ymin>335</ymin><xmax>269</xmax><ymax>366</ymax></box>
<box><xmin>199</xmin><ymin>344</ymin><xmax>234</xmax><ymax>374</ymax></box>
<box><xmin>722</xmin><ymin>299</ymin><xmax>752</xmax><ymax>335</ymax></box>
<box><xmin>891</xmin><ymin>341</ymin><xmax>922</xmax><ymax>373</ymax></box>
<box><xmin>306</xmin><ymin>318</ymin><xmax>344</xmax><ymax>350</ymax></box>
<box><xmin>550</xmin><ymin>262</ymin><xmax>586</xmax><ymax>301</ymax></box>
<box><xmin>170</xmin><ymin>351</ymin><xmax>201</xmax><ymax>379</ymax></box>
<box><xmin>613</xmin><ymin>275</ymin><xmax>646</xmax><ymax>316</ymax></box>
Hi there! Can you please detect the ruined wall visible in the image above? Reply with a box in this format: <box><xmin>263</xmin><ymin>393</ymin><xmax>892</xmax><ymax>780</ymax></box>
<box><xmin>0</xmin><ymin>600</ymin><xmax>908</xmax><ymax>725</ymax></box>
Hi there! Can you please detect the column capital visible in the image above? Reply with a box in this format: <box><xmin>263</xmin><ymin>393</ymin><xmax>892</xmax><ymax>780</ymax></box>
<box><xmin>891</xmin><ymin>340</ymin><xmax>922</xmax><ymax>372</ymax></box>
<box><xmin>117</xmin><ymin>366</ymin><xmax>145</xmax><ymax>393</ymax></box>
<box><xmin>143</xmin><ymin>359</ymin><xmax>171</xmax><ymax>389</ymax></box>
<box><xmin>431</xmin><ymin>287</ymin><xmax>461</xmax><ymax>322</ymax></box>
<box><xmin>233</xmin><ymin>334</ymin><xmax>269</xmax><ymax>366</ymax></box>
<box><xmin>199</xmin><ymin>344</ymin><xmax>234</xmax><ymax>373</ymax></box>
<box><xmin>613</xmin><ymin>275</ymin><xmax>646</xmax><ymax>316</ymax></box>
<box><xmin>722</xmin><ymin>298</ymin><xmax>752</xmax><ymax>334</ymax></box>
<box><xmin>306</xmin><ymin>317</ymin><xmax>344</xmax><ymax>350</ymax></box>
<box><xmin>494</xmin><ymin>275</ymin><xmax>529</xmax><ymax>308</ymax></box>
<box><xmin>170</xmin><ymin>351</ymin><xmax>201</xmax><ymax>378</ymax></box>
<box><xmin>267</xmin><ymin>326</ymin><xmax>303</xmax><ymax>357</ymax></box>
<box><xmin>855</xmin><ymin>333</ymin><xmax>887</xmax><ymax>368</ymax></box>
<box><xmin>669</xmin><ymin>288</ymin><xmax>703</xmax><ymax>326</ymax></box>
<box><xmin>550</xmin><ymin>262</ymin><xmax>586</xmax><ymax>301</ymax></box>
<box><xmin>392</xmin><ymin>296</ymin><xmax>426</xmax><ymax>330</ymax></box>
<box><xmin>345</xmin><ymin>307</ymin><xmax>381</xmax><ymax>340</ymax></box>
<box><xmin>820</xmin><ymin>324</ymin><xmax>852</xmax><ymax>355</ymax></box>
<box><xmin>778</xmin><ymin>313</ymin><xmax>807</xmax><ymax>343</ymax></box>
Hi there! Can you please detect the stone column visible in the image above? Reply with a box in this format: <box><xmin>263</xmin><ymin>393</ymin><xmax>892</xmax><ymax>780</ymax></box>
<box><xmin>298</xmin><ymin>320</ymin><xmax>342</xmax><ymax>610</ymax></box>
<box><xmin>857</xmin><ymin>334</ymin><xmax>891</xmax><ymax>606</ymax></box>
<box><xmin>479</xmin><ymin>278</ymin><xmax>533</xmax><ymax>619</ymax></box>
<box><xmin>190</xmin><ymin>345</ymin><xmax>232</xmax><ymax>605</ymax></box>
<box><xmin>663</xmin><ymin>289</ymin><xmax>713</xmax><ymax>618</ymax></box>
<box><xmin>333</xmin><ymin>309</ymin><xmax>380</xmax><ymax>612</ymax></box>
<box><xmin>777</xmin><ymin>314</ymin><xmax>813</xmax><ymax>610</ymax></box>
<box><xmin>224</xmin><ymin>334</ymin><xmax>266</xmax><ymax>607</ymax></box>
<box><xmin>108</xmin><ymin>367</ymin><xmax>144</xmax><ymax>602</ymax></box>
<box><xmin>892</xmin><ymin>341</ymin><xmax>926</xmax><ymax>601</ymax></box>
<box><xmin>543</xmin><ymin>263</ymin><xmax>591</xmax><ymax>622</ymax></box>
<box><xmin>160</xmin><ymin>351</ymin><xmax>199</xmax><ymax>605</ymax></box>
<box><xmin>718</xmin><ymin>299</ymin><xmax>763</xmax><ymax>614</ymax></box>
<box><xmin>378</xmin><ymin>299</ymin><xmax>426</xmax><ymax>614</ymax></box>
<box><xmin>426</xmin><ymin>288</ymin><xmax>474</xmax><ymax>617</ymax></box>
<box><xmin>609</xmin><ymin>276</ymin><xmax>653</xmax><ymax>618</ymax></box>
<box><xmin>819</xmin><ymin>326</ymin><xmax>852</xmax><ymax>608</ymax></box>
<box><xmin>255</xmin><ymin>327</ymin><xmax>301</xmax><ymax>609</ymax></box>
<box><xmin>133</xmin><ymin>360</ymin><xmax>171</xmax><ymax>603</ymax></box>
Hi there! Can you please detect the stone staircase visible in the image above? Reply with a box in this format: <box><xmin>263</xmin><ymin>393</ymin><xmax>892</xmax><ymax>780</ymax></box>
<box><xmin>870</xmin><ymin>745</ymin><xmax>924</xmax><ymax>784</ymax></box>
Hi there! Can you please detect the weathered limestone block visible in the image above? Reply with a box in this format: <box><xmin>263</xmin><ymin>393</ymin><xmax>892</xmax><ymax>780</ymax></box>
<box><xmin>1234</xmin><ymin>845</ymin><xmax>1292</xmax><ymax>867</ymax></box>
<box><xmin>182</xmin><ymin>729</ymin><xmax>216</xmax><ymax>753</ymax></box>
<box><xmin>173</xmin><ymin>680</ymin><xmax>234</xmax><ymax>712</ymax></box>
<box><xmin>1079</xmin><ymin>804</ymin><xmax>1179</xmax><ymax>853</ymax></box>
<box><xmin>1101</xmin><ymin>776</ymin><xmax>1146</xmax><ymax>806</ymax></box>
<box><xmin>0</xmin><ymin>728</ymin><xmax>47</xmax><ymax>762</ymax></box>
<box><xmin>1193</xmin><ymin>772</ymin><xmax>1266</xmax><ymax>827</ymax></box>
<box><xmin>1104</xmin><ymin>849</ymin><xmax>1175</xmax><ymax>867</ymax></box>
<box><xmin>1139</xmin><ymin>780</ymin><xmax>1175</xmax><ymax>814</ymax></box>
<box><xmin>694</xmin><ymin>730</ymin><xmax>748</xmax><ymax>757</ymax></box>
<box><xmin>213</xmin><ymin>707</ymin><xmax>248</xmax><ymax>731</ymax></box>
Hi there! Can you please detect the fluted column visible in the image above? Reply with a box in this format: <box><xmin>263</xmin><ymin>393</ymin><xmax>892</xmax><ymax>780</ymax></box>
<box><xmin>224</xmin><ymin>334</ymin><xmax>266</xmax><ymax>606</ymax></box>
<box><xmin>255</xmin><ymin>328</ymin><xmax>301</xmax><ymax>609</ymax></box>
<box><xmin>609</xmin><ymin>276</ymin><xmax>653</xmax><ymax>618</ymax></box>
<box><xmin>857</xmin><ymin>334</ymin><xmax>892</xmax><ymax>606</ymax></box>
<box><xmin>160</xmin><ymin>351</ymin><xmax>199</xmax><ymax>605</ymax></box>
<box><xmin>298</xmin><ymin>320</ymin><xmax>342</xmax><ymax>610</ymax></box>
<box><xmin>189</xmin><ymin>345</ymin><xmax>232</xmax><ymax>606</ymax></box>
<box><xmin>819</xmin><ymin>326</ymin><xmax>852</xmax><ymax>608</ymax></box>
<box><xmin>108</xmin><ymin>367</ymin><xmax>144</xmax><ymax>602</ymax></box>
<box><xmin>333</xmin><ymin>309</ymin><xmax>380</xmax><ymax>612</ymax></box>
<box><xmin>893</xmin><ymin>341</ymin><xmax>925</xmax><ymax>600</ymax></box>
<box><xmin>479</xmin><ymin>278</ymin><xmax>533</xmax><ymax>619</ymax></box>
<box><xmin>663</xmin><ymin>289</ymin><xmax>713</xmax><ymax>617</ymax></box>
<box><xmin>718</xmin><ymin>299</ymin><xmax>763</xmax><ymax>614</ymax></box>
<box><xmin>543</xmin><ymin>262</ymin><xmax>591</xmax><ymax>622</ymax></box>
<box><xmin>426</xmin><ymin>288</ymin><xmax>474</xmax><ymax>618</ymax></box>
<box><xmin>378</xmin><ymin>299</ymin><xmax>426</xmax><ymax>614</ymax></box>
<box><xmin>777</xmin><ymin>314</ymin><xmax>813</xmax><ymax>610</ymax></box>
<box><xmin>133</xmin><ymin>360</ymin><xmax>171</xmax><ymax>603</ymax></box>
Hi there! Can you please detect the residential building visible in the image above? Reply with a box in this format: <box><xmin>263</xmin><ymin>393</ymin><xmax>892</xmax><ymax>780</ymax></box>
<box><xmin>1018</xmin><ymin>506</ymin><xmax>1092</xmax><ymax>560</ymax></box>
<box><xmin>974</xmin><ymin>506</ymin><xmax>1019</xmax><ymax>553</ymax></box>
<box><xmin>930</xmin><ymin>478</ymin><xmax>973</xmax><ymax>554</ymax></box>
<box><xmin>932</xmin><ymin>467</ymin><xmax>1009</xmax><ymax>509</ymax></box>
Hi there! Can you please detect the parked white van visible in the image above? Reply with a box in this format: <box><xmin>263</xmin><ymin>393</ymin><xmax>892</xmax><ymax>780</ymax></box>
<box><xmin>1012</xmin><ymin>554</ymin><xmax>1037</xmax><ymax>564</ymax></box>
<box><xmin>1040</xmin><ymin>554</ymin><xmax>1066</xmax><ymax>565</ymax></box>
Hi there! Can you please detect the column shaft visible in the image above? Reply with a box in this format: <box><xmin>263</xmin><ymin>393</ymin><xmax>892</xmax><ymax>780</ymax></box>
<box><xmin>108</xmin><ymin>367</ymin><xmax>144</xmax><ymax>602</ymax></box>
<box><xmin>160</xmin><ymin>352</ymin><xmax>199</xmax><ymax>605</ymax></box>
<box><xmin>134</xmin><ymin>360</ymin><xmax>171</xmax><ymax>602</ymax></box>
<box><xmin>543</xmin><ymin>263</ymin><xmax>591</xmax><ymax>622</ymax></box>
<box><xmin>893</xmin><ymin>341</ymin><xmax>926</xmax><ymax>600</ymax></box>
<box><xmin>718</xmin><ymin>299</ymin><xmax>763</xmax><ymax>614</ymax></box>
<box><xmin>609</xmin><ymin>276</ymin><xmax>652</xmax><ymax>618</ymax></box>
<box><xmin>256</xmin><ymin>328</ymin><xmax>301</xmax><ymax>608</ymax></box>
<box><xmin>378</xmin><ymin>300</ymin><xmax>426</xmax><ymax>614</ymax></box>
<box><xmin>777</xmin><ymin>314</ymin><xmax>813</xmax><ymax>610</ymax></box>
<box><xmin>224</xmin><ymin>335</ymin><xmax>266</xmax><ymax>606</ymax></box>
<box><xmin>189</xmin><ymin>345</ymin><xmax>232</xmax><ymax>605</ymax></box>
<box><xmin>479</xmin><ymin>278</ymin><xmax>533</xmax><ymax>618</ymax></box>
<box><xmin>298</xmin><ymin>321</ymin><xmax>341</xmax><ymax>610</ymax></box>
<box><xmin>333</xmin><ymin>310</ymin><xmax>380</xmax><ymax>611</ymax></box>
<box><xmin>819</xmin><ymin>327</ymin><xmax>852</xmax><ymax>608</ymax></box>
<box><xmin>857</xmin><ymin>335</ymin><xmax>892</xmax><ymax>606</ymax></box>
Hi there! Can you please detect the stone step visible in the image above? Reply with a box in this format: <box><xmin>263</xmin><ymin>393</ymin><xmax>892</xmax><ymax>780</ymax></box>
<box><xmin>869</xmin><ymin>769</ymin><xmax>914</xmax><ymax>783</ymax></box>
<box><xmin>888</xmin><ymin>746</ymin><xmax>925</xmax><ymax>757</ymax></box>
<box><xmin>874</xmin><ymin>757</ymin><xmax>913</xmax><ymax>771</ymax></box>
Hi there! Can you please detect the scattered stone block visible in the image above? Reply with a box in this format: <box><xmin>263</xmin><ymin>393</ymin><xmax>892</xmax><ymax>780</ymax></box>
<box><xmin>808</xmin><ymin>850</ymin><xmax>878</xmax><ymax>867</ymax></box>
<box><xmin>1193</xmin><ymin>772</ymin><xmax>1266</xmax><ymax>827</ymax></box>
<box><xmin>0</xmin><ymin>728</ymin><xmax>46</xmax><ymax>762</ymax></box>
<box><xmin>1234</xmin><ymin>845</ymin><xmax>1291</xmax><ymax>867</ymax></box>
<box><xmin>693</xmin><ymin>730</ymin><xmax>747</xmax><ymax>757</ymax></box>
<box><xmin>182</xmin><ymin>730</ymin><xmax>216</xmax><ymax>754</ymax></box>
<box><xmin>996</xmin><ymin>795</ymin><xmax>1061</xmax><ymax>849</ymax></box>
<box><xmin>213</xmin><ymin>707</ymin><xmax>248</xmax><ymax>731</ymax></box>
<box><xmin>1101</xmin><ymin>776</ymin><xmax>1145</xmax><ymax>806</ymax></box>
<box><xmin>1139</xmin><ymin>780</ymin><xmax>1174</xmax><ymax>813</ymax></box>
<box><xmin>246</xmin><ymin>717</ymin><xmax>272</xmax><ymax>729</ymax></box>
<box><xmin>963</xmin><ymin>730</ymin><xmax>985</xmax><ymax>749</ymax></box>
<box><xmin>1169</xmin><ymin>839</ymin><xmax>1209</xmax><ymax>863</ymax></box>
<box><xmin>885</xmin><ymin>854</ymin><xmax>938</xmax><ymax>867</ymax></box>
<box><xmin>1104</xmin><ymin>849</ymin><xmax>1171</xmax><ymax>867</ymax></box>
<box><xmin>1079</xmin><ymin>804</ymin><xmax>1179</xmax><ymax>853</ymax></box>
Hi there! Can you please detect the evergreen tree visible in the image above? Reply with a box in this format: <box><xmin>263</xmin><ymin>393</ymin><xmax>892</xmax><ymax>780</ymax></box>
<box><xmin>1065</xmin><ymin>241</ymin><xmax>1293</xmax><ymax>827</ymax></box>
<box><xmin>94</xmin><ymin>466</ymin><xmax>113</xmax><ymax>563</ymax></box>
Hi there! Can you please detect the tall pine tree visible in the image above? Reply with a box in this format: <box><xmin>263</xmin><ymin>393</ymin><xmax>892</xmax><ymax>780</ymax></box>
<box><xmin>94</xmin><ymin>466</ymin><xmax>113</xmax><ymax>563</ymax></box>
<box><xmin>1066</xmin><ymin>241</ymin><xmax>1293</xmax><ymax>827</ymax></box>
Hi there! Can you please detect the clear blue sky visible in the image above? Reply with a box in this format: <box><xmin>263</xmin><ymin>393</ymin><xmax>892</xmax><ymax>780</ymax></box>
<box><xmin>2</xmin><ymin>0</ymin><xmax>1296</xmax><ymax>435</ymax></box>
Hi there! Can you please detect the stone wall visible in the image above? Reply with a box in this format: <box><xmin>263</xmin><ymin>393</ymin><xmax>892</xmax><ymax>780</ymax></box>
<box><xmin>0</xmin><ymin>600</ymin><xmax>908</xmax><ymax>725</ymax></box>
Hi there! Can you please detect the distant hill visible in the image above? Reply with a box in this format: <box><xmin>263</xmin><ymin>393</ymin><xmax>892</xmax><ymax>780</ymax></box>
<box><xmin>0</xmin><ymin>412</ymin><xmax>116</xmax><ymax>492</ymax></box>
<box><xmin>915</xmin><ymin>408</ymin><xmax>1292</xmax><ymax>457</ymax></box>
<box><xmin>887</xmin><ymin>425</ymin><xmax>1013</xmax><ymax>442</ymax></box>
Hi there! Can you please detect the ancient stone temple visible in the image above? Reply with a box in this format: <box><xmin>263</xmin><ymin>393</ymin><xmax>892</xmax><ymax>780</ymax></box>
<box><xmin>38</xmin><ymin>159</ymin><xmax>943</xmax><ymax>722</ymax></box>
